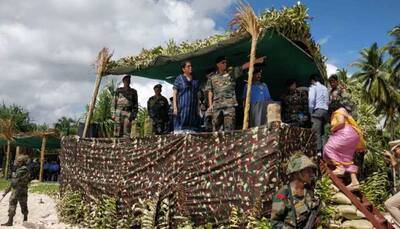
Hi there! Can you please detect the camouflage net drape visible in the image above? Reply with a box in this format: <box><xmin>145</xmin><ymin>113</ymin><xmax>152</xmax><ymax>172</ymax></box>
<box><xmin>60</xmin><ymin>124</ymin><xmax>315</xmax><ymax>225</ymax></box>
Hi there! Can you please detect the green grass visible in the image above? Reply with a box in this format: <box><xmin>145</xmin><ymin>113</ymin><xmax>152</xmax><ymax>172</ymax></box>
<box><xmin>0</xmin><ymin>179</ymin><xmax>59</xmax><ymax>196</ymax></box>
<box><xmin>0</xmin><ymin>179</ymin><xmax>8</xmax><ymax>191</ymax></box>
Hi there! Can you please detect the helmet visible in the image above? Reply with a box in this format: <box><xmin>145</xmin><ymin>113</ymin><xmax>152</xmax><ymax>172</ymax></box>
<box><xmin>286</xmin><ymin>153</ymin><xmax>317</xmax><ymax>175</ymax></box>
<box><xmin>16</xmin><ymin>155</ymin><xmax>29</xmax><ymax>165</ymax></box>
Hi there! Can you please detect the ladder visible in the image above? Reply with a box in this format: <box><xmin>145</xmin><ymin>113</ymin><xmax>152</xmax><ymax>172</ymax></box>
<box><xmin>321</xmin><ymin>163</ymin><xmax>394</xmax><ymax>229</ymax></box>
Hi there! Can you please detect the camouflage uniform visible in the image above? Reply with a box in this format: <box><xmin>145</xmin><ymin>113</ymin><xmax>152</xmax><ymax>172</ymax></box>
<box><xmin>330</xmin><ymin>84</ymin><xmax>356</xmax><ymax>116</ymax></box>
<box><xmin>205</xmin><ymin>67</ymin><xmax>242</xmax><ymax>131</ymax></box>
<box><xmin>147</xmin><ymin>95</ymin><xmax>169</xmax><ymax>135</ymax></box>
<box><xmin>281</xmin><ymin>89</ymin><xmax>309</xmax><ymax>127</ymax></box>
<box><xmin>270</xmin><ymin>154</ymin><xmax>319</xmax><ymax>229</ymax></box>
<box><xmin>112</xmin><ymin>87</ymin><xmax>138</xmax><ymax>137</ymax></box>
<box><xmin>2</xmin><ymin>155</ymin><xmax>31</xmax><ymax>226</ymax></box>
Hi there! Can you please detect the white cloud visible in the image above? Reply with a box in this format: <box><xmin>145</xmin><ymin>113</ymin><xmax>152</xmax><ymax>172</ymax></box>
<box><xmin>0</xmin><ymin>0</ymin><xmax>234</xmax><ymax>124</ymax></box>
<box><xmin>317</xmin><ymin>35</ymin><xmax>330</xmax><ymax>45</ymax></box>
<box><xmin>326</xmin><ymin>63</ymin><xmax>338</xmax><ymax>77</ymax></box>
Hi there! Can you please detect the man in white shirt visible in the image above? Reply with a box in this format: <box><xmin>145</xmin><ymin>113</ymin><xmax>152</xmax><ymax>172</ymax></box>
<box><xmin>308</xmin><ymin>74</ymin><xmax>329</xmax><ymax>152</ymax></box>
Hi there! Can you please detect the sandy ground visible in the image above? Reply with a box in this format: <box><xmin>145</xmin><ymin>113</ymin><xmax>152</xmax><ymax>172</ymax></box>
<box><xmin>0</xmin><ymin>193</ymin><xmax>76</xmax><ymax>229</ymax></box>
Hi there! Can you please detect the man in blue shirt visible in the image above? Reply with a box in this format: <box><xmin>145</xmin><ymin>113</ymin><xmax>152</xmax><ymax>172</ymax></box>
<box><xmin>243</xmin><ymin>68</ymin><xmax>272</xmax><ymax>127</ymax></box>
<box><xmin>308</xmin><ymin>74</ymin><xmax>329</xmax><ymax>152</ymax></box>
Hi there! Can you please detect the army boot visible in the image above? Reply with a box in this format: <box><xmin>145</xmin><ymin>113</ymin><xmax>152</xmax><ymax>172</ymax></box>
<box><xmin>23</xmin><ymin>214</ymin><xmax>28</xmax><ymax>221</ymax></box>
<box><xmin>1</xmin><ymin>216</ymin><xmax>13</xmax><ymax>226</ymax></box>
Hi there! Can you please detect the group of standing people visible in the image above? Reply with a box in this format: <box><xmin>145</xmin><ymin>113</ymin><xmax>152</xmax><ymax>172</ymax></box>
<box><xmin>111</xmin><ymin>56</ymin><xmax>270</xmax><ymax>137</ymax></box>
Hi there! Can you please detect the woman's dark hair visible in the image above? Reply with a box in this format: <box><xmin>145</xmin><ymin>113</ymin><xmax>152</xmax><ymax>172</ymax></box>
<box><xmin>180</xmin><ymin>60</ymin><xmax>191</xmax><ymax>73</ymax></box>
<box><xmin>286</xmin><ymin>79</ymin><xmax>297</xmax><ymax>87</ymax></box>
<box><xmin>328</xmin><ymin>100</ymin><xmax>346</xmax><ymax>116</ymax></box>
<box><xmin>329</xmin><ymin>74</ymin><xmax>338</xmax><ymax>81</ymax></box>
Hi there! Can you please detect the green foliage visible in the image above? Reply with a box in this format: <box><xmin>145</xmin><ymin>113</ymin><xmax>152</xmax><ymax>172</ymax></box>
<box><xmin>361</xmin><ymin>171</ymin><xmax>390</xmax><ymax>210</ymax></box>
<box><xmin>58</xmin><ymin>190</ymin><xmax>86</xmax><ymax>225</ymax></box>
<box><xmin>90</xmin><ymin>80</ymin><xmax>116</xmax><ymax>137</ymax></box>
<box><xmin>55</xmin><ymin>117</ymin><xmax>77</xmax><ymax>136</ymax></box>
<box><xmin>0</xmin><ymin>178</ymin><xmax>9</xmax><ymax>191</ymax></box>
<box><xmin>315</xmin><ymin>174</ymin><xmax>336</xmax><ymax>227</ymax></box>
<box><xmin>83</xmin><ymin>195</ymin><xmax>119</xmax><ymax>229</ymax></box>
<box><xmin>0</xmin><ymin>103</ymin><xmax>34</xmax><ymax>133</ymax></box>
<box><xmin>229</xmin><ymin>206</ymin><xmax>240</xmax><ymax>228</ymax></box>
<box><xmin>136</xmin><ymin>106</ymin><xmax>150</xmax><ymax>136</ymax></box>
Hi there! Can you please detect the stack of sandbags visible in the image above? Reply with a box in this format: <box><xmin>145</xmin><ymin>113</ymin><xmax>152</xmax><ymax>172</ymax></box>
<box><xmin>328</xmin><ymin>184</ymin><xmax>373</xmax><ymax>229</ymax></box>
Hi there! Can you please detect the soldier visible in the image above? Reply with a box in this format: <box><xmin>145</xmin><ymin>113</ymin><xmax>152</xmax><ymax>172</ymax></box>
<box><xmin>328</xmin><ymin>74</ymin><xmax>355</xmax><ymax>116</ymax></box>
<box><xmin>1</xmin><ymin>155</ymin><xmax>31</xmax><ymax>226</ymax></box>
<box><xmin>205</xmin><ymin>56</ymin><xmax>266</xmax><ymax>131</ymax></box>
<box><xmin>147</xmin><ymin>84</ymin><xmax>169</xmax><ymax>135</ymax></box>
<box><xmin>112</xmin><ymin>75</ymin><xmax>138</xmax><ymax>137</ymax></box>
<box><xmin>271</xmin><ymin>153</ymin><xmax>320</xmax><ymax>229</ymax></box>
<box><xmin>281</xmin><ymin>79</ymin><xmax>309</xmax><ymax>127</ymax></box>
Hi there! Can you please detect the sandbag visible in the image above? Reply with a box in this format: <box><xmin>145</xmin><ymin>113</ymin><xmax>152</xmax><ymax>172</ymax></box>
<box><xmin>341</xmin><ymin>219</ymin><xmax>373</xmax><ymax>229</ymax></box>
<box><xmin>331</xmin><ymin>192</ymin><xmax>352</xmax><ymax>205</ymax></box>
<box><xmin>334</xmin><ymin>205</ymin><xmax>365</xmax><ymax>220</ymax></box>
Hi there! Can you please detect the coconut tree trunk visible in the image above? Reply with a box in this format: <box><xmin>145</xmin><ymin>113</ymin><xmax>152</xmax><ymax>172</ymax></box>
<box><xmin>83</xmin><ymin>74</ymin><xmax>102</xmax><ymax>138</ymax></box>
<box><xmin>243</xmin><ymin>36</ymin><xmax>258</xmax><ymax>130</ymax></box>
<box><xmin>4</xmin><ymin>140</ymin><xmax>11</xmax><ymax>178</ymax></box>
<box><xmin>39</xmin><ymin>136</ymin><xmax>47</xmax><ymax>182</ymax></box>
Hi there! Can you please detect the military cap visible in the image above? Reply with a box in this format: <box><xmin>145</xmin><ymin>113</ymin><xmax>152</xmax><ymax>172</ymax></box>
<box><xmin>390</xmin><ymin>139</ymin><xmax>400</xmax><ymax>152</ymax></box>
<box><xmin>154</xmin><ymin>84</ymin><xmax>162</xmax><ymax>89</ymax></box>
<box><xmin>286</xmin><ymin>152</ymin><xmax>317</xmax><ymax>175</ymax></box>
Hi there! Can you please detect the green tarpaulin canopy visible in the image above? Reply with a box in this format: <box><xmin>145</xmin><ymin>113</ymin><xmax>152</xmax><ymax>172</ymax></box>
<box><xmin>108</xmin><ymin>30</ymin><xmax>322</xmax><ymax>99</ymax></box>
<box><xmin>0</xmin><ymin>136</ymin><xmax>60</xmax><ymax>149</ymax></box>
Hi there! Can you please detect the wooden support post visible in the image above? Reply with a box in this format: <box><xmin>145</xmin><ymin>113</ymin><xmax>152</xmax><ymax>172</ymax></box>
<box><xmin>16</xmin><ymin>146</ymin><xmax>20</xmax><ymax>158</ymax></box>
<box><xmin>4</xmin><ymin>140</ymin><xmax>11</xmax><ymax>178</ymax></box>
<box><xmin>83</xmin><ymin>74</ymin><xmax>102</xmax><ymax>138</ymax></box>
<box><xmin>39</xmin><ymin>136</ymin><xmax>47</xmax><ymax>182</ymax></box>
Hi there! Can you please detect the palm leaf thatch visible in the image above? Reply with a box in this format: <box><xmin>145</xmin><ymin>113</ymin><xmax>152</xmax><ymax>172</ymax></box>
<box><xmin>83</xmin><ymin>48</ymin><xmax>113</xmax><ymax>138</ymax></box>
<box><xmin>230</xmin><ymin>2</ymin><xmax>261</xmax><ymax>130</ymax></box>
<box><xmin>106</xmin><ymin>3</ymin><xmax>327</xmax><ymax>79</ymax></box>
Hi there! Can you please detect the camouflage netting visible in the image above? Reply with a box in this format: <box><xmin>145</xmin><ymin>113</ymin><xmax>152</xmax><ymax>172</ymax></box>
<box><xmin>60</xmin><ymin>123</ymin><xmax>316</xmax><ymax>226</ymax></box>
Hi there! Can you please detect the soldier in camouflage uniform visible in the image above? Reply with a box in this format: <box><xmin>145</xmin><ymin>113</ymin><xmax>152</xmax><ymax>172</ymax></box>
<box><xmin>270</xmin><ymin>153</ymin><xmax>320</xmax><ymax>229</ymax></box>
<box><xmin>328</xmin><ymin>74</ymin><xmax>355</xmax><ymax>116</ymax></box>
<box><xmin>205</xmin><ymin>56</ymin><xmax>266</xmax><ymax>131</ymax></box>
<box><xmin>1</xmin><ymin>155</ymin><xmax>31</xmax><ymax>226</ymax></box>
<box><xmin>281</xmin><ymin>79</ymin><xmax>309</xmax><ymax>127</ymax></box>
<box><xmin>112</xmin><ymin>75</ymin><xmax>138</xmax><ymax>137</ymax></box>
<box><xmin>147</xmin><ymin>84</ymin><xmax>169</xmax><ymax>135</ymax></box>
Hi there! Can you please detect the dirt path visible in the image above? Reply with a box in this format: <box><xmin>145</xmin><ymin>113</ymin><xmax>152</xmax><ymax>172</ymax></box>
<box><xmin>0</xmin><ymin>193</ymin><xmax>75</xmax><ymax>229</ymax></box>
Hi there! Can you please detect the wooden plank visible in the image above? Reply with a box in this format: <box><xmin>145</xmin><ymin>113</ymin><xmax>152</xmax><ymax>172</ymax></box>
<box><xmin>322</xmin><ymin>163</ymin><xmax>392</xmax><ymax>229</ymax></box>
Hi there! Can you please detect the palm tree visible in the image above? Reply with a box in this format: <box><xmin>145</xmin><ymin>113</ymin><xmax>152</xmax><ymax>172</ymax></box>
<box><xmin>335</xmin><ymin>68</ymin><xmax>349</xmax><ymax>84</ymax></box>
<box><xmin>352</xmin><ymin>43</ymin><xmax>393</xmax><ymax>105</ymax></box>
<box><xmin>55</xmin><ymin>117</ymin><xmax>76</xmax><ymax>136</ymax></box>
<box><xmin>388</xmin><ymin>25</ymin><xmax>400</xmax><ymax>74</ymax></box>
<box><xmin>91</xmin><ymin>80</ymin><xmax>116</xmax><ymax>137</ymax></box>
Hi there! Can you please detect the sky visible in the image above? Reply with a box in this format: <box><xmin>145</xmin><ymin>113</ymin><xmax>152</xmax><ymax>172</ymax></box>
<box><xmin>0</xmin><ymin>0</ymin><xmax>399</xmax><ymax>125</ymax></box>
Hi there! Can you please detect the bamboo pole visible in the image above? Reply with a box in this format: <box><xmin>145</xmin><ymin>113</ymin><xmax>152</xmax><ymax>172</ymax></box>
<box><xmin>4</xmin><ymin>140</ymin><xmax>11</xmax><ymax>178</ymax></box>
<box><xmin>16</xmin><ymin>146</ymin><xmax>20</xmax><ymax>158</ymax></box>
<box><xmin>83</xmin><ymin>75</ymin><xmax>102</xmax><ymax>138</ymax></box>
<box><xmin>39</xmin><ymin>136</ymin><xmax>47</xmax><ymax>182</ymax></box>
<box><xmin>83</xmin><ymin>48</ymin><xmax>112</xmax><ymax>138</ymax></box>
<box><xmin>243</xmin><ymin>36</ymin><xmax>258</xmax><ymax>130</ymax></box>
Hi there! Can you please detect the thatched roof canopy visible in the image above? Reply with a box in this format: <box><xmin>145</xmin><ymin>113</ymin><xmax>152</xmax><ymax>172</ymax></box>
<box><xmin>105</xmin><ymin>3</ymin><xmax>326</xmax><ymax>99</ymax></box>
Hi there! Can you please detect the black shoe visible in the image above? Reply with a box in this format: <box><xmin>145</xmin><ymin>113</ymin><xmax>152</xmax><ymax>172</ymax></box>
<box><xmin>23</xmin><ymin>214</ymin><xmax>28</xmax><ymax>221</ymax></box>
<box><xmin>1</xmin><ymin>218</ymin><xmax>13</xmax><ymax>226</ymax></box>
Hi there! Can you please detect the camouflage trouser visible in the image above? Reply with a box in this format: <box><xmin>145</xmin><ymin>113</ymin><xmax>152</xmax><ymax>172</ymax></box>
<box><xmin>114</xmin><ymin>110</ymin><xmax>132</xmax><ymax>138</ymax></box>
<box><xmin>8</xmin><ymin>190</ymin><xmax>28</xmax><ymax>218</ymax></box>
<box><xmin>212</xmin><ymin>107</ymin><xmax>236</xmax><ymax>131</ymax></box>
<box><xmin>151</xmin><ymin>119</ymin><xmax>168</xmax><ymax>135</ymax></box>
